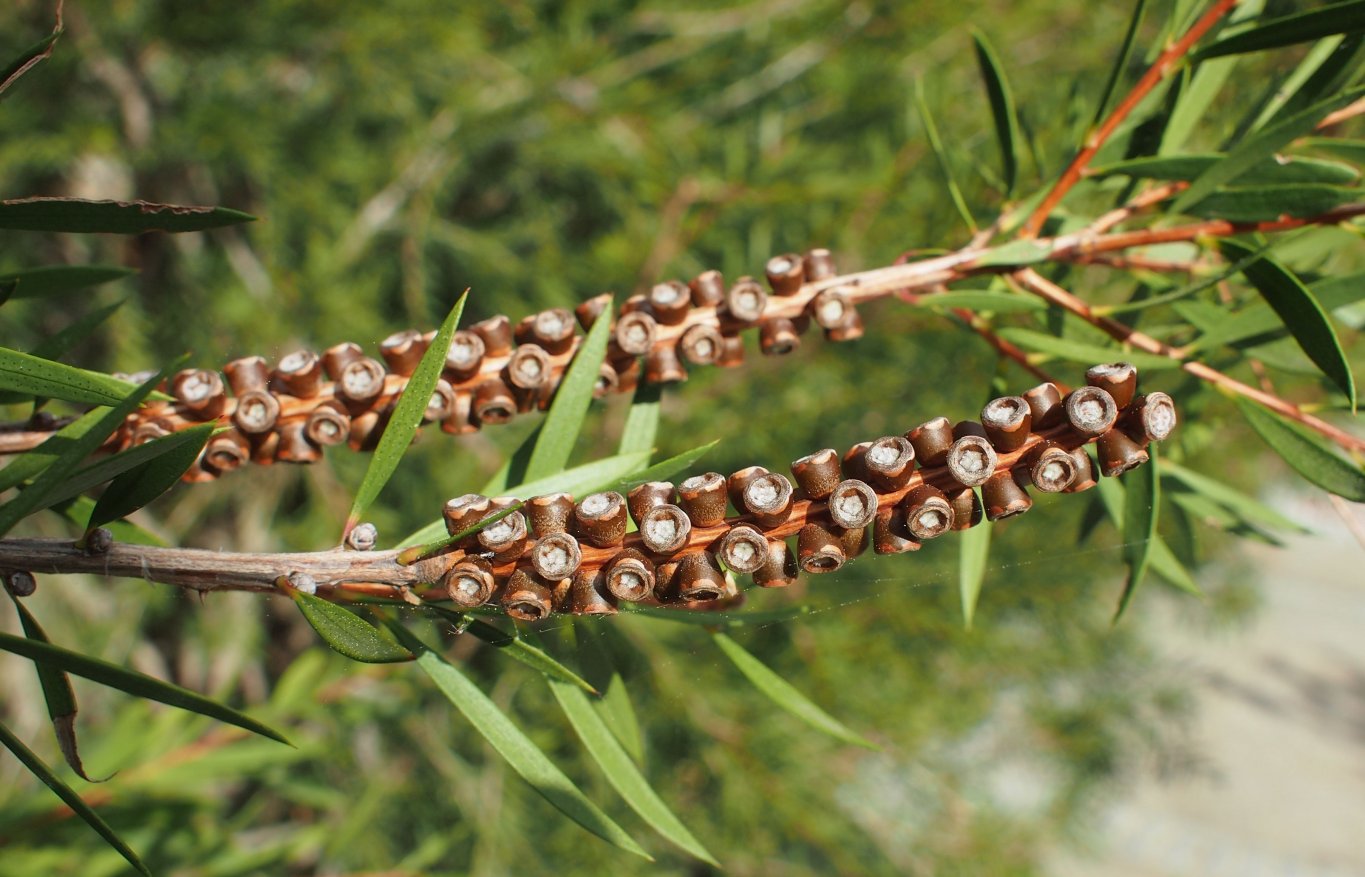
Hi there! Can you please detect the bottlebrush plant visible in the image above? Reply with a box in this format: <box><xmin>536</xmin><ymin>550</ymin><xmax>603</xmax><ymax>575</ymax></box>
<box><xmin>1</xmin><ymin>1</ymin><xmax>1363</xmax><ymax>873</ymax></box>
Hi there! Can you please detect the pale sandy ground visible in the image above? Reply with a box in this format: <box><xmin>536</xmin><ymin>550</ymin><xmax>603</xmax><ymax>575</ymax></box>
<box><xmin>1049</xmin><ymin>489</ymin><xmax>1365</xmax><ymax>877</ymax></box>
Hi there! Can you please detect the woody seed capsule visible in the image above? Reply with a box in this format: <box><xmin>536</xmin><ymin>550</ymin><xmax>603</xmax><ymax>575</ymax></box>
<box><xmin>272</xmin><ymin>350</ymin><xmax>323</xmax><ymax>398</ymax></box>
<box><xmin>907</xmin><ymin>417</ymin><xmax>955</xmax><ymax>467</ymax></box>
<box><xmin>1097</xmin><ymin>428</ymin><xmax>1150</xmax><ymax>478</ymax></box>
<box><xmin>502</xmin><ymin>569</ymin><xmax>554</xmax><ymax>621</ymax></box>
<box><xmin>946</xmin><ymin>435</ymin><xmax>998</xmax><ymax>488</ymax></box>
<box><xmin>1064</xmin><ymin>447</ymin><xmax>1098</xmax><ymax>493</ymax></box>
<box><xmin>472</xmin><ymin>379</ymin><xmax>517</xmax><ymax>424</ymax></box>
<box><xmin>1023</xmin><ymin>382</ymin><xmax>1065</xmax><ymax>429</ymax></box>
<box><xmin>902</xmin><ymin>484</ymin><xmax>953</xmax><ymax>539</ymax></box>
<box><xmin>506</xmin><ymin>344</ymin><xmax>552</xmax><ymax>391</ymax></box>
<box><xmin>477</xmin><ymin>510</ymin><xmax>529</xmax><ymax>562</ymax></box>
<box><xmin>611</xmin><ymin>356</ymin><xmax>641</xmax><ymax>394</ymax></box>
<box><xmin>827</xmin><ymin>479</ymin><xmax>879</xmax><ymax>530</ymax></box>
<box><xmin>648</xmin><ymin>281</ymin><xmax>692</xmax><ymax>325</ymax></box>
<box><xmin>445</xmin><ymin>557</ymin><xmax>496</xmax><ymax>609</ymax></box>
<box><xmin>679</xmin><ymin>472</ymin><xmax>729</xmax><ymax>527</ymax></box>
<box><xmin>791</xmin><ymin>448</ymin><xmax>842</xmax><ymax>499</ymax></box>
<box><xmin>567</xmin><ymin>568</ymin><xmax>618</xmax><ymax>616</ymax></box>
<box><xmin>689</xmin><ymin>270</ymin><xmax>725</xmax><ymax>307</ymax></box>
<box><xmin>531</xmin><ymin>531</ymin><xmax>583</xmax><ymax>581</ymax></box>
<box><xmin>1122</xmin><ymin>392</ymin><xmax>1177</xmax><ymax>444</ymax></box>
<box><xmin>380</xmin><ymin>329</ymin><xmax>428</xmax><ymax>376</ymax></box>
<box><xmin>1064</xmin><ymin>386</ymin><xmax>1118</xmax><ymax>437</ymax></box>
<box><xmin>980</xmin><ymin>396</ymin><xmax>1033</xmax><ymax>453</ymax></box>
<box><xmin>798</xmin><ymin>522</ymin><xmax>845</xmax><ymax>573</ymax></box>
<box><xmin>842</xmin><ymin>441</ymin><xmax>872</xmax><ymax>482</ymax></box>
<box><xmin>443</xmin><ymin>494</ymin><xmax>491</xmax><ymax>536</ymax></box>
<box><xmin>335</xmin><ymin>357</ymin><xmax>387</xmax><ymax>408</ymax></box>
<box><xmin>441</xmin><ymin>392</ymin><xmax>478</xmax><ymax>435</ymax></box>
<box><xmin>810</xmin><ymin>287</ymin><xmax>851</xmax><ymax>330</ymax></box>
<box><xmin>275</xmin><ymin>420</ymin><xmax>322</xmax><ymax>463</ymax></box>
<box><xmin>679</xmin><ymin>323</ymin><xmax>725</xmax><ymax>366</ymax></box>
<box><xmin>1026</xmin><ymin>442</ymin><xmax>1079</xmax><ymax>492</ymax></box>
<box><xmin>754</xmin><ymin>539</ymin><xmax>799</xmax><ymax>588</ymax></box>
<box><xmin>723</xmin><ymin>278</ymin><xmax>767</xmax><ymax>324</ymax></box>
<box><xmin>803</xmin><ymin>248</ymin><xmax>836</xmax><ymax>281</ymax></box>
<box><xmin>672</xmin><ymin>551</ymin><xmax>728</xmax><ymax>602</ymax></box>
<box><xmin>604</xmin><ymin>549</ymin><xmax>656</xmax><ymax>603</ymax></box>
<box><xmin>232</xmin><ymin>388</ymin><xmax>280</xmax><ymax>435</ymax></box>
<box><xmin>639</xmin><ymin>504</ymin><xmax>692</xmax><ymax>555</ymax></box>
<box><xmin>203</xmin><ymin>430</ymin><xmax>251</xmax><ymax>474</ymax></box>
<box><xmin>727</xmin><ymin>466</ymin><xmax>769</xmax><ymax>511</ymax></box>
<box><xmin>574</xmin><ymin>492</ymin><xmax>628</xmax><ymax>548</ymax></box>
<box><xmin>593</xmin><ymin>362</ymin><xmax>619</xmax><ymax>398</ymax></box>
<box><xmin>717</xmin><ymin>525</ymin><xmax>769</xmax><ymax>574</ymax></box>
<box><xmin>471</xmin><ymin>314</ymin><xmax>513</xmax><ymax>357</ymax></box>
<box><xmin>863</xmin><ymin>436</ymin><xmax>916</xmax><ymax>490</ymax></box>
<box><xmin>826</xmin><ymin>307</ymin><xmax>865</xmax><ymax>343</ymax></box>
<box><xmin>627</xmin><ymin>481</ymin><xmax>675</xmax><ymax>526</ymax></box>
<box><xmin>644</xmin><ymin>345</ymin><xmax>687</xmax><ymax>384</ymax></box>
<box><xmin>321</xmin><ymin>342</ymin><xmax>364</xmax><ymax>379</ymax></box>
<box><xmin>224</xmin><ymin>356</ymin><xmax>270</xmax><ymax>394</ymax></box>
<box><xmin>765</xmin><ymin>253</ymin><xmax>805</xmax><ymax>295</ymax></box>
<box><xmin>575</xmin><ymin>293</ymin><xmax>613</xmax><ymax>330</ymax></box>
<box><xmin>172</xmin><ymin>369</ymin><xmax>227</xmax><ymax>420</ymax></box>
<box><xmin>444</xmin><ymin>330</ymin><xmax>486</xmax><ymax>380</ymax></box>
<box><xmin>741</xmin><ymin>472</ymin><xmax>794</xmax><ymax>528</ymax></box>
<box><xmin>759</xmin><ymin>317</ymin><xmax>801</xmax><ymax>356</ymax></box>
<box><xmin>946</xmin><ymin>486</ymin><xmax>984</xmax><ymax>530</ymax></box>
<box><xmin>250</xmin><ymin>430</ymin><xmax>280</xmax><ymax>462</ymax></box>
<box><xmin>1086</xmin><ymin>361</ymin><xmax>1138</xmax><ymax>410</ymax></box>
<box><xmin>717</xmin><ymin>335</ymin><xmax>746</xmax><ymax>368</ymax></box>
<box><xmin>425</xmin><ymin>379</ymin><xmax>456</xmax><ymax>423</ymax></box>
<box><xmin>982</xmin><ymin>469</ymin><xmax>1033</xmax><ymax>520</ymax></box>
<box><xmin>613</xmin><ymin>311</ymin><xmax>657</xmax><ymax>357</ymax></box>
<box><xmin>527</xmin><ymin>492</ymin><xmax>575</xmax><ymax>536</ymax></box>
<box><xmin>529</xmin><ymin>308</ymin><xmax>576</xmax><ymax>354</ymax></box>
<box><xmin>305</xmin><ymin>402</ymin><xmax>351</xmax><ymax>447</ymax></box>
<box><xmin>874</xmin><ymin>505</ymin><xmax>921</xmax><ymax>554</ymax></box>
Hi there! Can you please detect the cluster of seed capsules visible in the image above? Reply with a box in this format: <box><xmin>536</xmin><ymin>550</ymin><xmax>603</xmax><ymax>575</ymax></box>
<box><xmin>105</xmin><ymin>249</ymin><xmax>870</xmax><ymax>480</ymax></box>
<box><xmin>424</xmin><ymin>362</ymin><xmax>1176</xmax><ymax>620</ymax></box>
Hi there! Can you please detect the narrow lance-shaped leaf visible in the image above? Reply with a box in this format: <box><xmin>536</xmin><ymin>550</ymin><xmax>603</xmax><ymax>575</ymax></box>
<box><xmin>0</xmin><ymin>22</ymin><xmax>62</xmax><ymax>100</ymax></box>
<box><xmin>971</xmin><ymin>29</ymin><xmax>1021</xmax><ymax>197</ymax></box>
<box><xmin>1090</xmin><ymin>0</ymin><xmax>1148</xmax><ymax>129</ymax></box>
<box><xmin>1094</xmin><ymin>467</ymin><xmax>1202</xmax><ymax>596</ymax></box>
<box><xmin>0</xmin><ymin>407</ymin><xmax>106</xmax><ymax>495</ymax></box>
<box><xmin>996</xmin><ymin>327</ymin><xmax>1178</xmax><ymax>371</ymax></box>
<box><xmin>607</xmin><ymin>440</ymin><xmax>718</xmax><ymax>495</ymax></box>
<box><xmin>1160</xmin><ymin>459</ymin><xmax>1308</xmax><ymax>534</ymax></box>
<box><xmin>618</xmin><ymin>382</ymin><xmax>663</xmax><ymax>458</ymax></box>
<box><xmin>1236</xmin><ymin>398</ymin><xmax>1365</xmax><ymax>501</ymax></box>
<box><xmin>285</xmin><ymin>584</ymin><xmax>413</xmax><ymax>664</ymax></box>
<box><xmin>0</xmin><ymin>265</ymin><xmax>135</xmax><ymax>300</ymax></box>
<box><xmin>0</xmin><ymin>346</ymin><xmax>153</xmax><ymax>407</ymax></box>
<box><xmin>1160</xmin><ymin>0</ymin><xmax>1266</xmax><ymax>152</ymax></box>
<box><xmin>6</xmin><ymin>593</ymin><xmax>97</xmax><ymax>781</ymax></box>
<box><xmin>427</xmin><ymin>606</ymin><xmax>598</xmax><ymax>695</ymax></box>
<box><xmin>0</xmin><ymin>279</ymin><xmax>15</xmax><ymax>307</ymax></box>
<box><xmin>346</xmin><ymin>291</ymin><xmax>467</xmax><ymax>533</ymax></box>
<box><xmin>0</xmin><ymin>302</ymin><xmax>127</xmax><ymax>407</ymax></box>
<box><xmin>913</xmin><ymin>289</ymin><xmax>1047</xmax><ymax>314</ymax></box>
<box><xmin>0</xmin><ymin>632</ymin><xmax>291</xmax><ymax>745</ymax></box>
<box><xmin>575</xmin><ymin>624</ymin><xmax>645</xmax><ymax>765</ymax></box>
<box><xmin>959</xmin><ymin>509</ymin><xmax>991</xmax><ymax>629</ymax></box>
<box><xmin>1195</xmin><ymin>0</ymin><xmax>1365</xmax><ymax>59</ymax></box>
<box><xmin>43</xmin><ymin>425</ymin><xmax>214</xmax><ymax>511</ymax></box>
<box><xmin>1220</xmin><ymin>239</ymin><xmax>1356</xmax><ymax>410</ymax></box>
<box><xmin>915</xmin><ymin>78</ymin><xmax>977</xmax><ymax>233</ymax></box>
<box><xmin>85</xmin><ymin>423</ymin><xmax>215</xmax><ymax>534</ymax></box>
<box><xmin>0</xmin><ymin>197</ymin><xmax>256</xmax><ymax>233</ymax></box>
<box><xmin>385</xmin><ymin>622</ymin><xmax>652</xmax><ymax>859</ymax></box>
<box><xmin>1190</xmin><ymin>184</ymin><xmax>1358</xmax><ymax>223</ymax></box>
<box><xmin>523</xmin><ymin>298</ymin><xmax>615</xmax><ymax>482</ymax></box>
<box><xmin>1115</xmin><ymin>445</ymin><xmax>1159</xmax><ymax>621</ymax></box>
<box><xmin>0</xmin><ymin>721</ymin><xmax>150</xmax><ymax>877</ymax></box>
<box><xmin>480</xmin><ymin>424</ymin><xmax>543</xmax><ymax>496</ymax></box>
<box><xmin>711</xmin><ymin>631</ymin><xmax>877</xmax><ymax>749</ymax></box>
<box><xmin>1089</xmin><ymin>154</ymin><xmax>1358</xmax><ymax>185</ymax></box>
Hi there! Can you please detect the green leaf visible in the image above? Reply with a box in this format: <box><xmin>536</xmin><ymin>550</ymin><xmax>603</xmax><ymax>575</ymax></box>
<box><xmin>618</xmin><ymin>383</ymin><xmax>663</xmax><ymax>458</ymax></box>
<box><xmin>606</xmin><ymin>441</ymin><xmax>719</xmax><ymax>496</ymax></box>
<box><xmin>0</xmin><ymin>720</ymin><xmax>149</xmax><ymax>877</ymax></box>
<box><xmin>387</xmin><ymin>623</ymin><xmax>651</xmax><ymax>859</ymax></box>
<box><xmin>288</xmin><ymin>590</ymin><xmax>413</xmax><ymax>663</ymax></box>
<box><xmin>622</xmin><ymin>603</ymin><xmax>822</xmax><ymax>628</ymax></box>
<box><xmin>1190</xmin><ymin>184</ymin><xmax>1359</xmax><ymax>223</ymax></box>
<box><xmin>996</xmin><ymin>327</ymin><xmax>1178</xmax><ymax>370</ymax></box>
<box><xmin>1090</xmin><ymin>154</ymin><xmax>1359</xmax><ymax>185</ymax></box>
<box><xmin>0</xmin><ymin>25</ymin><xmax>61</xmax><ymax>100</ymax></box>
<box><xmin>971</xmin><ymin>30</ymin><xmax>1021</xmax><ymax>196</ymax></box>
<box><xmin>1115</xmin><ymin>445</ymin><xmax>1159</xmax><ymax>621</ymax></box>
<box><xmin>346</xmin><ymin>292</ymin><xmax>467</xmax><ymax>532</ymax></box>
<box><xmin>0</xmin><ymin>631</ymin><xmax>291</xmax><ymax>745</ymax></box>
<box><xmin>0</xmin><ymin>197</ymin><xmax>256</xmax><ymax>233</ymax></box>
<box><xmin>1184</xmin><ymin>271</ymin><xmax>1365</xmax><ymax>351</ymax></box>
<box><xmin>479</xmin><ymin>425</ymin><xmax>543</xmax><ymax>496</ymax></box>
<box><xmin>0</xmin><ymin>278</ymin><xmax>15</xmax><ymax>307</ymax></box>
<box><xmin>915</xmin><ymin>79</ymin><xmax>976</xmax><ymax>233</ymax></box>
<box><xmin>1094</xmin><ymin>470</ymin><xmax>1203</xmax><ymax>596</ymax></box>
<box><xmin>7</xmin><ymin>593</ymin><xmax>93</xmax><ymax>781</ymax></box>
<box><xmin>0</xmin><ymin>265</ymin><xmax>135</xmax><ymax>300</ymax></box>
<box><xmin>1299</xmin><ymin>136</ymin><xmax>1365</xmax><ymax>164</ymax></box>
<box><xmin>959</xmin><ymin>509</ymin><xmax>990</xmax><ymax>629</ymax></box>
<box><xmin>916</xmin><ymin>289</ymin><xmax>1047</xmax><ymax>314</ymax></box>
<box><xmin>0</xmin><ymin>346</ymin><xmax>150</xmax><ymax>406</ymax></box>
<box><xmin>1172</xmin><ymin>84</ymin><xmax>1365</xmax><ymax>214</ymax></box>
<box><xmin>1248</xmin><ymin>34</ymin><xmax>1349</xmax><ymax>131</ymax></box>
<box><xmin>524</xmin><ymin>298</ymin><xmax>614</xmax><ymax>482</ymax></box>
<box><xmin>545</xmin><ymin>645</ymin><xmax>719</xmax><ymax>865</ymax></box>
<box><xmin>1161</xmin><ymin>459</ymin><xmax>1308</xmax><ymax>533</ymax></box>
<box><xmin>0</xmin><ymin>303</ymin><xmax>128</xmax><ymax>407</ymax></box>
<box><xmin>975</xmin><ymin>239</ymin><xmax>1051</xmax><ymax>267</ymax></box>
<box><xmin>427</xmin><ymin>607</ymin><xmax>597</xmax><ymax>695</ymax></box>
<box><xmin>52</xmin><ymin>495</ymin><xmax>167</xmax><ymax>546</ymax></box>
<box><xmin>1195</xmin><ymin>1</ymin><xmax>1365</xmax><ymax>59</ymax></box>
<box><xmin>0</xmin><ymin>408</ymin><xmax>106</xmax><ymax>495</ymax></box>
<box><xmin>85</xmin><ymin>424</ymin><xmax>214</xmax><ymax>532</ymax></box>
<box><xmin>711</xmin><ymin>631</ymin><xmax>877</xmax><ymax>749</ymax></box>
<box><xmin>1090</xmin><ymin>0</ymin><xmax>1148</xmax><ymax>130</ymax></box>
<box><xmin>1160</xmin><ymin>0</ymin><xmax>1266</xmax><ymax>152</ymax></box>
<box><xmin>0</xmin><ymin>367</ymin><xmax>172</xmax><ymax>538</ymax></box>
<box><xmin>41</xmin><ymin>426</ymin><xmax>212</xmax><ymax>511</ymax></box>
<box><xmin>1220</xmin><ymin>239</ymin><xmax>1355</xmax><ymax>409</ymax></box>
<box><xmin>575</xmin><ymin>626</ymin><xmax>645</xmax><ymax>765</ymax></box>
<box><xmin>1235</xmin><ymin>398</ymin><xmax>1365</xmax><ymax>500</ymax></box>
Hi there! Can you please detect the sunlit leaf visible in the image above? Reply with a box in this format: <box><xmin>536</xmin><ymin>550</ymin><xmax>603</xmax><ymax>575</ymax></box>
<box><xmin>1236</xmin><ymin>398</ymin><xmax>1365</xmax><ymax>501</ymax></box>
<box><xmin>0</xmin><ymin>408</ymin><xmax>106</xmax><ymax>495</ymax></box>
<box><xmin>288</xmin><ymin>589</ymin><xmax>413</xmax><ymax>664</ymax></box>
<box><xmin>971</xmin><ymin>29</ymin><xmax>1021</xmax><ymax>196</ymax></box>
<box><xmin>1190</xmin><ymin>184</ymin><xmax>1359</xmax><ymax>222</ymax></box>
<box><xmin>975</xmin><ymin>239</ymin><xmax>1051</xmax><ymax>267</ymax></box>
<box><xmin>914</xmin><ymin>290</ymin><xmax>1047</xmax><ymax>313</ymax></box>
<box><xmin>1090</xmin><ymin>0</ymin><xmax>1147</xmax><ymax>129</ymax></box>
<box><xmin>618</xmin><ymin>383</ymin><xmax>663</xmax><ymax>458</ymax></box>
<box><xmin>915</xmin><ymin>78</ymin><xmax>976</xmax><ymax>232</ymax></box>
<box><xmin>0</xmin><ymin>346</ymin><xmax>150</xmax><ymax>406</ymax></box>
<box><xmin>607</xmin><ymin>440</ymin><xmax>718</xmax><ymax>494</ymax></box>
<box><xmin>1299</xmin><ymin>136</ymin><xmax>1365</xmax><ymax>164</ymax></box>
<box><xmin>1161</xmin><ymin>459</ymin><xmax>1307</xmax><ymax>534</ymax></box>
<box><xmin>711</xmin><ymin>631</ymin><xmax>877</xmax><ymax>749</ymax></box>
<box><xmin>1090</xmin><ymin>154</ymin><xmax>1358</xmax><ymax>185</ymax></box>
<box><xmin>0</xmin><ymin>265</ymin><xmax>135</xmax><ymax>300</ymax></box>
<box><xmin>524</xmin><ymin>298</ymin><xmax>614</xmax><ymax>482</ymax></box>
<box><xmin>427</xmin><ymin>607</ymin><xmax>597</xmax><ymax>695</ymax></box>
<box><xmin>1160</xmin><ymin>0</ymin><xmax>1266</xmax><ymax>152</ymax></box>
<box><xmin>1094</xmin><ymin>470</ymin><xmax>1202</xmax><ymax>596</ymax></box>
<box><xmin>6</xmin><ymin>593</ymin><xmax>94</xmax><ymax>781</ymax></box>
<box><xmin>1195</xmin><ymin>1</ymin><xmax>1365</xmax><ymax>59</ymax></box>
<box><xmin>1115</xmin><ymin>445</ymin><xmax>1159</xmax><ymax>621</ymax></box>
<box><xmin>959</xmin><ymin>510</ymin><xmax>990</xmax><ymax>629</ymax></box>
<box><xmin>85</xmin><ymin>424</ymin><xmax>214</xmax><ymax>532</ymax></box>
<box><xmin>0</xmin><ymin>197</ymin><xmax>255</xmax><ymax>233</ymax></box>
<box><xmin>575</xmin><ymin>625</ymin><xmax>645</xmax><ymax>765</ymax></box>
<box><xmin>996</xmin><ymin>327</ymin><xmax>1178</xmax><ymax>370</ymax></box>
<box><xmin>0</xmin><ymin>24</ymin><xmax>61</xmax><ymax>100</ymax></box>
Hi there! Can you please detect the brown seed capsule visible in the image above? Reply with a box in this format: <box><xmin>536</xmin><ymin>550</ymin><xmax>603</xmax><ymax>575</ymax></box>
<box><xmin>827</xmin><ymin>479</ymin><xmax>879</xmax><ymax>530</ymax></box>
<box><xmin>723</xmin><ymin>277</ymin><xmax>767</xmax><ymax>324</ymax></box>
<box><xmin>1122</xmin><ymin>392</ymin><xmax>1177</xmax><ymax>443</ymax></box>
<box><xmin>907</xmin><ymin>417</ymin><xmax>955</xmax><ymax>467</ymax></box>
<box><xmin>1097</xmin><ymin>428</ymin><xmax>1150</xmax><ymax>477</ymax></box>
<box><xmin>946</xmin><ymin>486</ymin><xmax>984</xmax><ymax>530</ymax></box>
<box><xmin>803</xmin><ymin>248</ymin><xmax>836</xmax><ymax>281</ymax></box>
<box><xmin>272</xmin><ymin>350</ymin><xmax>323</xmax><ymax>398</ymax></box>
<box><xmin>717</xmin><ymin>525</ymin><xmax>768</xmax><ymax>573</ymax></box>
<box><xmin>471</xmin><ymin>314</ymin><xmax>513</xmax><ymax>357</ymax></box>
<box><xmin>841</xmin><ymin>441</ymin><xmax>872</xmax><ymax>482</ymax></box>
<box><xmin>689</xmin><ymin>270</ymin><xmax>725</xmax><ymax>307</ymax></box>
<box><xmin>505</xmin><ymin>344</ymin><xmax>552</xmax><ymax>391</ymax></box>
<box><xmin>444</xmin><ymin>330</ymin><xmax>487</xmax><ymax>380</ymax></box>
<box><xmin>798</xmin><ymin>522</ymin><xmax>845</xmax><ymax>573</ymax></box>
<box><xmin>753</xmin><ymin>539</ymin><xmax>798</xmax><ymax>588</ymax></box>
<box><xmin>502</xmin><ymin>569</ymin><xmax>554</xmax><ymax>621</ymax></box>
<box><xmin>203</xmin><ymin>430</ymin><xmax>251</xmax><ymax>474</ymax></box>
<box><xmin>305</xmin><ymin>401</ymin><xmax>351</xmax><ymax>447</ymax></box>
<box><xmin>443</xmin><ymin>494</ymin><xmax>491</xmax><ymax>536</ymax></box>
<box><xmin>605</xmin><ymin>548</ymin><xmax>656</xmax><ymax>602</ymax></box>
<box><xmin>672</xmin><ymin>551</ymin><xmax>728</xmax><ymax>602</ymax></box>
<box><xmin>765</xmin><ymin>253</ymin><xmax>805</xmax><ymax>295</ymax></box>
<box><xmin>424</xmin><ymin>379</ymin><xmax>456</xmax><ymax>423</ymax></box>
<box><xmin>224</xmin><ymin>355</ymin><xmax>270</xmax><ymax>394</ymax></box>
<box><xmin>726</xmin><ymin>466</ymin><xmax>769</xmax><ymax>511</ymax></box>
<box><xmin>249</xmin><ymin>430</ymin><xmax>281</xmax><ymax>463</ymax></box>
<box><xmin>575</xmin><ymin>293</ymin><xmax>613</xmax><ymax>330</ymax></box>
<box><xmin>321</xmin><ymin>342</ymin><xmax>363</xmax><ymax>379</ymax></box>
<box><xmin>679</xmin><ymin>472</ymin><xmax>729</xmax><ymax>527</ymax></box>
<box><xmin>131</xmin><ymin>418</ymin><xmax>172</xmax><ymax>446</ymax></box>
<box><xmin>644</xmin><ymin>345</ymin><xmax>687</xmax><ymax>384</ymax></box>
<box><xmin>527</xmin><ymin>493</ymin><xmax>575</xmax><ymax>536</ymax></box>
<box><xmin>791</xmin><ymin>448</ymin><xmax>842</xmax><ymax>500</ymax></box>
<box><xmin>530</xmin><ymin>531</ymin><xmax>583</xmax><ymax>581</ymax></box>
<box><xmin>741</xmin><ymin>472</ymin><xmax>794</xmax><ymax>528</ymax></box>
<box><xmin>4</xmin><ymin>570</ymin><xmax>37</xmax><ymax>598</ymax></box>
<box><xmin>902</xmin><ymin>484</ymin><xmax>953</xmax><ymax>540</ymax></box>
<box><xmin>825</xmin><ymin>307</ymin><xmax>865</xmax><ymax>343</ymax></box>
<box><xmin>574</xmin><ymin>491</ymin><xmax>628</xmax><ymax>548</ymax></box>
<box><xmin>982</xmin><ymin>469</ymin><xmax>1032</xmax><ymax>520</ymax></box>
<box><xmin>639</xmin><ymin>504</ymin><xmax>692</xmax><ymax>554</ymax></box>
<box><xmin>611</xmin><ymin>356</ymin><xmax>641</xmax><ymax>394</ymax></box>
<box><xmin>566</xmin><ymin>568</ymin><xmax>618</xmax><ymax>616</ymax></box>
<box><xmin>1086</xmin><ymin>361</ymin><xmax>1138</xmax><ymax>410</ymax></box>
<box><xmin>1026</xmin><ymin>442</ymin><xmax>1079</xmax><ymax>492</ymax></box>
<box><xmin>679</xmin><ymin>323</ymin><xmax>725</xmax><ymax>366</ymax></box>
<box><xmin>841</xmin><ymin>524</ymin><xmax>869</xmax><ymax>559</ymax></box>
<box><xmin>345</xmin><ymin>522</ymin><xmax>378</xmax><ymax>551</ymax></box>
<box><xmin>946</xmin><ymin>435</ymin><xmax>998</xmax><ymax>487</ymax></box>
<box><xmin>472</xmin><ymin>379</ymin><xmax>517</xmax><ymax>425</ymax></box>
<box><xmin>334</xmin><ymin>357</ymin><xmax>386</xmax><ymax>408</ymax></box>
<box><xmin>477</xmin><ymin>510</ymin><xmax>529</xmax><ymax>562</ymax></box>
<box><xmin>445</xmin><ymin>557</ymin><xmax>496</xmax><ymax>609</ymax></box>
<box><xmin>172</xmin><ymin>369</ymin><xmax>227</xmax><ymax>420</ymax></box>
<box><xmin>809</xmin><ymin>286</ymin><xmax>851</xmax><ymax>330</ymax></box>
<box><xmin>380</xmin><ymin>329</ymin><xmax>428</xmax><ymax>376</ymax></box>
<box><xmin>529</xmin><ymin>308</ymin><xmax>576</xmax><ymax>354</ymax></box>
<box><xmin>1023</xmin><ymin>382</ymin><xmax>1065</xmax><ymax>429</ymax></box>
<box><xmin>1064</xmin><ymin>386</ymin><xmax>1118</xmax><ymax>437</ymax></box>
<box><xmin>275</xmin><ymin>420</ymin><xmax>322</xmax><ymax>463</ymax></box>
<box><xmin>873</xmin><ymin>505</ymin><xmax>921</xmax><ymax>554</ymax></box>
<box><xmin>717</xmin><ymin>335</ymin><xmax>746</xmax><ymax>368</ymax></box>
<box><xmin>980</xmin><ymin>396</ymin><xmax>1033</xmax><ymax>453</ymax></box>
<box><xmin>863</xmin><ymin>436</ymin><xmax>916</xmax><ymax>490</ymax></box>
<box><xmin>613</xmin><ymin>311</ymin><xmax>657</xmax><ymax>357</ymax></box>
<box><xmin>232</xmin><ymin>388</ymin><xmax>280</xmax><ymax>435</ymax></box>
<box><xmin>593</xmin><ymin>362</ymin><xmax>619</xmax><ymax>398</ymax></box>
<box><xmin>627</xmin><ymin>481</ymin><xmax>675</xmax><ymax>526</ymax></box>
<box><xmin>441</xmin><ymin>391</ymin><xmax>478</xmax><ymax>435</ymax></box>
<box><xmin>759</xmin><ymin>317</ymin><xmax>801</xmax><ymax>356</ymax></box>
<box><xmin>1064</xmin><ymin>447</ymin><xmax>1098</xmax><ymax>493</ymax></box>
<box><xmin>647</xmin><ymin>281</ymin><xmax>692</xmax><ymax>325</ymax></box>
